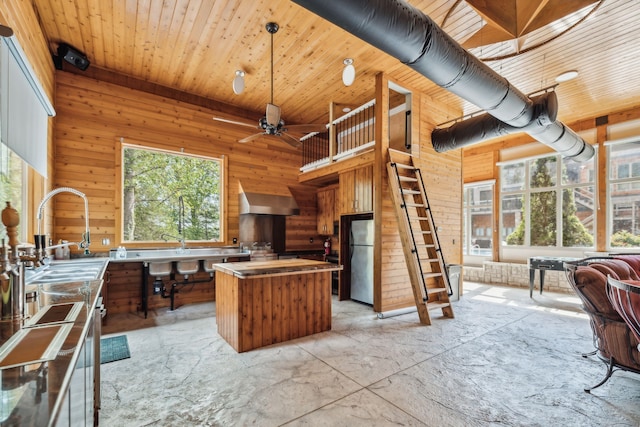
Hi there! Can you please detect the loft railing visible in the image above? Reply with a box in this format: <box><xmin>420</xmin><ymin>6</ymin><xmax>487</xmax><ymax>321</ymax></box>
<box><xmin>300</xmin><ymin>99</ymin><xmax>376</xmax><ymax>172</ymax></box>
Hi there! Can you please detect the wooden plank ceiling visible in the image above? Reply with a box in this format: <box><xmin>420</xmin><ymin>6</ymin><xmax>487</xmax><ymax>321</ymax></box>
<box><xmin>31</xmin><ymin>0</ymin><xmax>640</xmax><ymax>139</ymax></box>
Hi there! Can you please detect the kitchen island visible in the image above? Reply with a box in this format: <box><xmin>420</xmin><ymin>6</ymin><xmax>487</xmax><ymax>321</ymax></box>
<box><xmin>214</xmin><ymin>259</ymin><xmax>342</xmax><ymax>352</ymax></box>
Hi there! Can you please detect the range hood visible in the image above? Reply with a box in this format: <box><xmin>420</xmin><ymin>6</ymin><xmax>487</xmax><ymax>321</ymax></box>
<box><xmin>239</xmin><ymin>182</ymin><xmax>300</xmax><ymax>216</ymax></box>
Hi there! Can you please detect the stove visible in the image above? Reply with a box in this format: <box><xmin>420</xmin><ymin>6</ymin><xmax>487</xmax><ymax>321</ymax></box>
<box><xmin>244</xmin><ymin>242</ymin><xmax>278</xmax><ymax>261</ymax></box>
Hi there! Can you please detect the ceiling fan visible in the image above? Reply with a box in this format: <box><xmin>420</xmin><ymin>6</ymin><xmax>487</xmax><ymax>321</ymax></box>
<box><xmin>213</xmin><ymin>22</ymin><xmax>326</xmax><ymax>147</ymax></box>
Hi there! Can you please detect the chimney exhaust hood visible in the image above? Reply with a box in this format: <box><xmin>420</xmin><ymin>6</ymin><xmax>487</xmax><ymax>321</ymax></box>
<box><xmin>239</xmin><ymin>182</ymin><xmax>300</xmax><ymax>216</ymax></box>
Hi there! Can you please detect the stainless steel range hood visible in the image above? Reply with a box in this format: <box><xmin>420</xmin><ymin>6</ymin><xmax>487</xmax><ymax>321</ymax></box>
<box><xmin>238</xmin><ymin>182</ymin><xmax>300</xmax><ymax>216</ymax></box>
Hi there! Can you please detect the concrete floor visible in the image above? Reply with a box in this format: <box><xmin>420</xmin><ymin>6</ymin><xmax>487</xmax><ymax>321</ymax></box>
<box><xmin>99</xmin><ymin>282</ymin><xmax>640</xmax><ymax>426</ymax></box>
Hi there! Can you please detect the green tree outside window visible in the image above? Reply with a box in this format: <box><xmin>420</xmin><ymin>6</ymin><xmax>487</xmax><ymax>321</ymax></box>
<box><xmin>122</xmin><ymin>146</ymin><xmax>222</xmax><ymax>242</ymax></box>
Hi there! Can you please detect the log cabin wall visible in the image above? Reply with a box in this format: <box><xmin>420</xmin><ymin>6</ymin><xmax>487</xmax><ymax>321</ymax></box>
<box><xmin>377</xmin><ymin>75</ymin><xmax>463</xmax><ymax>313</ymax></box>
<box><xmin>53</xmin><ymin>71</ymin><xmax>321</xmax><ymax>253</ymax></box>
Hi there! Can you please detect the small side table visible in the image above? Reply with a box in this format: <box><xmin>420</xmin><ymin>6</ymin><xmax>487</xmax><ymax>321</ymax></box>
<box><xmin>528</xmin><ymin>256</ymin><xmax>579</xmax><ymax>298</ymax></box>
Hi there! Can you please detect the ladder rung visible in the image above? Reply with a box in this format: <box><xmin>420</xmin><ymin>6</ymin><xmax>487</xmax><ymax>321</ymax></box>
<box><xmin>415</xmin><ymin>244</ymin><xmax>436</xmax><ymax>249</ymax></box>
<box><xmin>398</xmin><ymin>176</ymin><xmax>418</xmax><ymax>182</ymax></box>
<box><xmin>422</xmin><ymin>272</ymin><xmax>443</xmax><ymax>279</ymax></box>
<box><xmin>426</xmin><ymin>287</ymin><xmax>448</xmax><ymax>294</ymax></box>
<box><xmin>404</xmin><ymin>202</ymin><xmax>425</xmax><ymax>208</ymax></box>
<box><xmin>401</xmin><ymin>189</ymin><xmax>420</xmax><ymax>195</ymax></box>
<box><xmin>393</xmin><ymin>162</ymin><xmax>416</xmax><ymax>170</ymax></box>
<box><xmin>426</xmin><ymin>301</ymin><xmax>451</xmax><ymax>311</ymax></box>
<box><xmin>408</xmin><ymin>216</ymin><xmax>431</xmax><ymax>221</ymax></box>
<box><xmin>422</xmin><ymin>258</ymin><xmax>440</xmax><ymax>263</ymax></box>
<box><xmin>419</xmin><ymin>230</ymin><xmax>432</xmax><ymax>235</ymax></box>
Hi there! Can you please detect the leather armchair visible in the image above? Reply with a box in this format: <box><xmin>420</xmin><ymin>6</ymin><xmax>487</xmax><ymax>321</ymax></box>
<box><xmin>564</xmin><ymin>257</ymin><xmax>640</xmax><ymax>392</ymax></box>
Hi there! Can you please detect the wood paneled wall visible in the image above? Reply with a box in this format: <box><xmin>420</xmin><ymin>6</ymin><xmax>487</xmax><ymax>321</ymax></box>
<box><xmin>378</xmin><ymin>79</ymin><xmax>463</xmax><ymax>313</ymax></box>
<box><xmin>53</xmin><ymin>71</ymin><xmax>322</xmax><ymax>253</ymax></box>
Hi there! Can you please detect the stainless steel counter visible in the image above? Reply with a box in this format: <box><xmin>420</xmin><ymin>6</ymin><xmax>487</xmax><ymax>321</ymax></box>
<box><xmin>107</xmin><ymin>247</ymin><xmax>250</xmax><ymax>263</ymax></box>
<box><xmin>0</xmin><ymin>266</ymin><xmax>105</xmax><ymax>426</ymax></box>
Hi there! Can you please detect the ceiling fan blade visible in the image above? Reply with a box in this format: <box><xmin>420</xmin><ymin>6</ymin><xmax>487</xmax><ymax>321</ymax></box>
<box><xmin>266</xmin><ymin>103</ymin><xmax>281</xmax><ymax>126</ymax></box>
<box><xmin>283</xmin><ymin>124</ymin><xmax>328</xmax><ymax>133</ymax></box>
<box><xmin>238</xmin><ymin>133</ymin><xmax>266</xmax><ymax>143</ymax></box>
<box><xmin>213</xmin><ymin>116</ymin><xmax>258</xmax><ymax>129</ymax></box>
<box><xmin>280</xmin><ymin>132</ymin><xmax>302</xmax><ymax>148</ymax></box>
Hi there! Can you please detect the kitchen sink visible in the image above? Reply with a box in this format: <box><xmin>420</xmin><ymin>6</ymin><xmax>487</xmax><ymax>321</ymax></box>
<box><xmin>176</xmin><ymin>260</ymin><xmax>199</xmax><ymax>275</ymax></box>
<box><xmin>148</xmin><ymin>261</ymin><xmax>172</xmax><ymax>277</ymax></box>
<box><xmin>26</xmin><ymin>258</ymin><xmax>109</xmax><ymax>287</ymax></box>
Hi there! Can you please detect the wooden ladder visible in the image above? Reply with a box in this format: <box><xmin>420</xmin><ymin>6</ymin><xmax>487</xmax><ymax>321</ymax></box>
<box><xmin>387</xmin><ymin>149</ymin><xmax>454</xmax><ymax>325</ymax></box>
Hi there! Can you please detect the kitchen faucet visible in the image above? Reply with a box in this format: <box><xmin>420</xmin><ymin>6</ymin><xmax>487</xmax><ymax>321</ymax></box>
<box><xmin>37</xmin><ymin>187</ymin><xmax>91</xmax><ymax>256</ymax></box>
<box><xmin>160</xmin><ymin>233</ymin><xmax>186</xmax><ymax>251</ymax></box>
<box><xmin>160</xmin><ymin>195</ymin><xmax>186</xmax><ymax>251</ymax></box>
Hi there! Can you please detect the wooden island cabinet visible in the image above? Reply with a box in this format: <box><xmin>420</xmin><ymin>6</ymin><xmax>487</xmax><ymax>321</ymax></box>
<box><xmin>214</xmin><ymin>259</ymin><xmax>342</xmax><ymax>352</ymax></box>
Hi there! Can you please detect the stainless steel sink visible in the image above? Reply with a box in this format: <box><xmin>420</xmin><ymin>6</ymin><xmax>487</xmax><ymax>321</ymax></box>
<box><xmin>26</xmin><ymin>258</ymin><xmax>109</xmax><ymax>287</ymax></box>
<box><xmin>148</xmin><ymin>261</ymin><xmax>172</xmax><ymax>277</ymax></box>
<box><xmin>176</xmin><ymin>260</ymin><xmax>199</xmax><ymax>275</ymax></box>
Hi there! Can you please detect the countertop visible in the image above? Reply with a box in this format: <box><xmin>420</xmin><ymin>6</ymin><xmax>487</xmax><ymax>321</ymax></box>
<box><xmin>107</xmin><ymin>247</ymin><xmax>251</xmax><ymax>263</ymax></box>
<box><xmin>213</xmin><ymin>258</ymin><xmax>342</xmax><ymax>279</ymax></box>
<box><xmin>0</xmin><ymin>271</ymin><xmax>104</xmax><ymax>425</ymax></box>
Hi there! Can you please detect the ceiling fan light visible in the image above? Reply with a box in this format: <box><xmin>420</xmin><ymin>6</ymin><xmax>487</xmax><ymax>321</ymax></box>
<box><xmin>342</xmin><ymin>58</ymin><xmax>355</xmax><ymax>86</ymax></box>
<box><xmin>233</xmin><ymin>70</ymin><xmax>245</xmax><ymax>95</ymax></box>
<box><xmin>555</xmin><ymin>70</ymin><xmax>578</xmax><ymax>83</ymax></box>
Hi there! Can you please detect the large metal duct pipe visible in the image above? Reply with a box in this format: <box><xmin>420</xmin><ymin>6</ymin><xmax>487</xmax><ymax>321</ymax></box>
<box><xmin>292</xmin><ymin>0</ymin><xmax>595</xmax><ymax>161</ymax></box>
<box><xmin>432</xmin><ymin>92</ymin><xmax>559</xmax><ymax>151</ymax></box>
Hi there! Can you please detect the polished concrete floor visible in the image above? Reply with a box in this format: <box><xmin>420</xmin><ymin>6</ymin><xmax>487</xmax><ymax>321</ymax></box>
<box><xmin>100</xmin><ymin>282</ymin><xmax>640</xmax><ymax>426</ymax></box>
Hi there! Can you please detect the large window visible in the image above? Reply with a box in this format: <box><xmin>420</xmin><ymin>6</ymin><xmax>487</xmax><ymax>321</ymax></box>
<box><xmin>463</xmin><ymin>182</ymin><xmax>493</xmax><ymax>257</ymax></box>
<box><xmin>122</xmin><ymin>145</ymin><xmax>223</xmax><ymax>243</ymax></box>
<box><xmin>500</xmin><ymin>152</ymin><xmax>595</xmax><ymax>248</ymax></box>
<box><xmin>608</xmin><ymin>141</ymin><xmax>640</xmax><ymax>249</ymax></box>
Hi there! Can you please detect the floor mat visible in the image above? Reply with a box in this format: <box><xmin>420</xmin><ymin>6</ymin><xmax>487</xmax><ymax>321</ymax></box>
<box><xmin>101</xmin><ymin>335</ymin><xmax>130</xmax><ymax>364</ymax></box>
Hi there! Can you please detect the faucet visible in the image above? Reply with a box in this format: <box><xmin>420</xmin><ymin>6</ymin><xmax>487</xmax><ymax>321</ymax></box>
<box><xmin>160</xmin><ymin>233</ymin><xmax>186</xmax><ymax>251</ymax></box>
<box><xmin>37</xmin><ymin>187</ymin><xmax>91</xmax><ymax>256</ymax></box>
<box><xmin>160</xmin><ymin>195</ymin><xmax>186</xmax><ymax>251</ymax></box>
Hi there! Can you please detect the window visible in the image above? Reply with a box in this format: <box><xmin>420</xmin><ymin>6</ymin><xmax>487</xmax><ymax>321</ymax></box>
<box><xmin>463</xmin><ymin>182</ymin><xmax>493</xmax><ymax>257</ymax></box>
<box><xmin>0</xmin><ymin>144</ymin><xmax>26</xmax><ymax>241</ymax></box>
<box><xmin>608</xmin><ymin>141</ymin><xmax>640</xmax><ymax>249</ymax></box>
<box><xmin>122</xmin><ymin>145</ymin><xmax>223</xmax><ymax>243</ymax></box>
<box><xmin>500</xmin><ymin>152</ymin><xmax>595</xmax><ymax>248</ymax></box>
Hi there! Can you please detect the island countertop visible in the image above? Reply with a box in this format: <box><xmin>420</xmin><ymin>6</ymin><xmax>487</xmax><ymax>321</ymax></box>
<box><xmin>213</xmin><ymin>258</ymin><xmax>342</xmax><ymax>279</ymax></box>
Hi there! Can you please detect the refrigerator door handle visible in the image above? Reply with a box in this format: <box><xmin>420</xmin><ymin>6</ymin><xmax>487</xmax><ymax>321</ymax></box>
<box><xmin>350</xmin><ymin>229</ymin><xmax>354</xmax><ymax>260</ymax></box>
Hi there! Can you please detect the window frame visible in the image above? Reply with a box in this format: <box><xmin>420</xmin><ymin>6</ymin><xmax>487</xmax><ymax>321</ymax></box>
<box><xmin>119</xmin><ymin>142</ymin><xmax>226</xmax><ymax>247</ymax></box>
<box><xmin>463</xmin><ymin>180</ymin><xmax>495</xmax><ymax>263</ymax></box>
<box><xmin>606</xmin><ymin>139</ymin><xmax>640</xmax><ymax>251</ymax></box>
<box><xmin>498</xmin><ymin>150</ymin><xmax>597</xmax><ymax>253</ymax></box>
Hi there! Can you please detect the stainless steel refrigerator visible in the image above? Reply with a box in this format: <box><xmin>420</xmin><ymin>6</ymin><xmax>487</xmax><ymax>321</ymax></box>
<box><xmin>349</xmin><ymin>219</ymin><xmax>374</xmax><ymax>305</ymax></box>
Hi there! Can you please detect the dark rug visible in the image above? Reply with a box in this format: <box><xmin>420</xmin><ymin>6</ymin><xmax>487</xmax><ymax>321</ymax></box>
<box><xmin>101</xmin><ymin>335</ymin><xmax>130</xmax><ymax>364</ymax></box>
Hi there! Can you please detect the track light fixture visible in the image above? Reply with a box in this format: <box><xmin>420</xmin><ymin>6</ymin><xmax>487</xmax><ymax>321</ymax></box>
<box><xmin>233</xmin><ymin>70</ymin><xmax>245</xmax><ymax>95</ymax></box>
<box><xmin>342</xmin><ymin>58</ymin><xmax>355</xmax><ymax>86</ymax></box>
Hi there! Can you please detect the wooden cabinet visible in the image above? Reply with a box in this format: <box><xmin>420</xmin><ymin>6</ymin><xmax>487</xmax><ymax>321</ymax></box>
<box><xmin>340</xmin><ymin>165</ymin><xmax>373</xmax><ymax>214</ymax></box>
<box><xmin>317</xmin><ymin>185</ymin><xmax>337</xmax><ymax>235</ymax></box>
